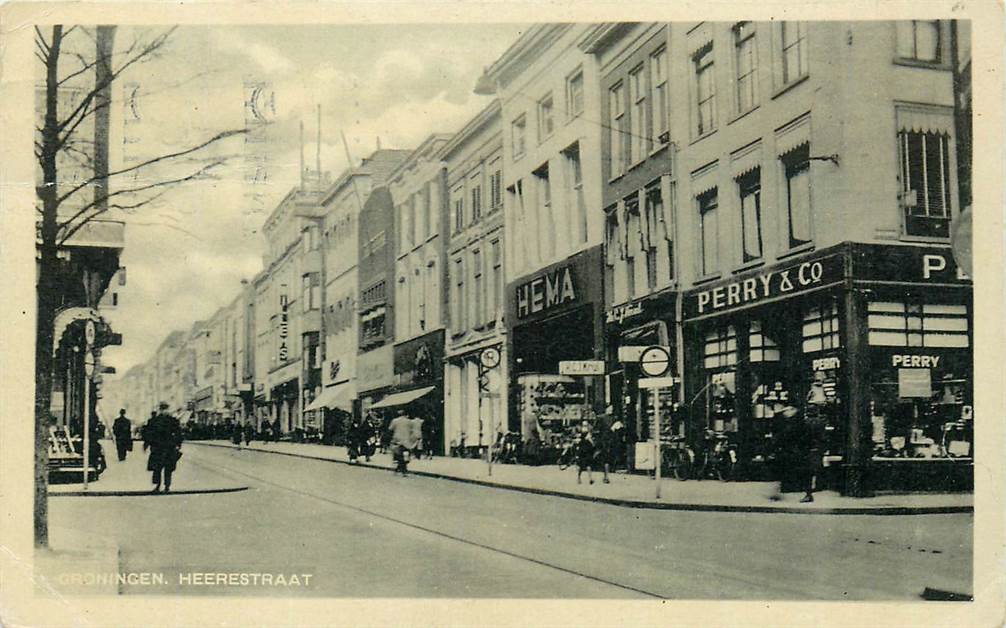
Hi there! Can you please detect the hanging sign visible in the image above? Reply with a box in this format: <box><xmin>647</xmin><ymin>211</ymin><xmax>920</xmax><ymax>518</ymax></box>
<box><xmin>898</xmin><ymin>368</ymin><xmax>933</xmax><ymax>398</ymax></box>
<box><xmin>559</xmin><ymin>360</ymin><xmax>605</xmax><ymax>376</ymax></box>
<box><xmin>638</xmin><ymin>345</ymin><xmax>671</xmax><ymax>377</ymax></box>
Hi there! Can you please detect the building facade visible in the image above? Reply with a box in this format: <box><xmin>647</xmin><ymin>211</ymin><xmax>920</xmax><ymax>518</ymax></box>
<box><xmin>440</xmin><ymin>101</ymin><xmax>508</xmax><ymax>456</ymax></box>
<box><xmin>480</xmin><ymin>24</ymin><xmax>608</xmax><ymax>445</ymax></box>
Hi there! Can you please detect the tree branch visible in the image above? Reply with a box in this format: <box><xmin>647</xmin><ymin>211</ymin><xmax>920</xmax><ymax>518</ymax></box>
<box><xmin>55</xmin><ymin>128</ymin><xmax>247</xmax><ymax>208</ymax></box>
<box><xmin>34</xmin><ymin>26</ymin><xmax>49</xmax><ymax>53</ymax></box>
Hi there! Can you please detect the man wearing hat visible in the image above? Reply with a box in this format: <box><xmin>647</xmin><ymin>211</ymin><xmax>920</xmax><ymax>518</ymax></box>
<box><xmin>769</xmin><ymin>404</ymin><xmax>816</xmax><ymax>503</ymax></box>
<box><xmin>143</xmin><ymin>402</ymin><xmax>183</xmax><ymax>493</ymax></box>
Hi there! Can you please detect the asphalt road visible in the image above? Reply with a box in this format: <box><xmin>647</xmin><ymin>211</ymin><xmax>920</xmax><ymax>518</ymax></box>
<box><xmin>49</xmin><ymin>444</ymin><xmax>973</xmax><ymax>599</ymax></box>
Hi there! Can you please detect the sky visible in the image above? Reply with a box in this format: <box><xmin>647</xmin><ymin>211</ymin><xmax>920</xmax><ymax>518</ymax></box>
<box><xmin>64</xmin><ymin>23</ymin><xmax>527</xmax><ymax>377</ymax></box>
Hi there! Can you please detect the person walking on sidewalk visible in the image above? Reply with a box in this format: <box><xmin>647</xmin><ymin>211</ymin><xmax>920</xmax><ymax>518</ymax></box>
<box><xmin>410</xmin><ymin>412</ymin><xmax>425</xmax><ymax>461</ymax></box>
<box><xmin>576</xmin><ymin>420</ymin><xmax>597</xmax><ymax>485</ymax></box>
<box><xmin>768</xmin><ymin>405</ymin><xmax>816</xmax><ymax>503</ymax></box>
<box><xmin>389</xmin><ymin>409</ymin><xmax>415</xmax><ymax>476</ymax></box>
<box><xmin>112</xmin><ymin>409</ymin><xmax>133</xmax><ymax>462</ymax></box>
<box><xmin>243</xmin><ymin>422</ymin><xmax>254</xmax><ymax>446</ymax></box>
<box><xmin>231</xmin><ymin>421</ymin><xmax>243</xmax><ymax>449</ymax></box>
<box><xmin>144</xmin><ymin>402</ymin><xmax>183</xmax><ymax>493</ymax></box>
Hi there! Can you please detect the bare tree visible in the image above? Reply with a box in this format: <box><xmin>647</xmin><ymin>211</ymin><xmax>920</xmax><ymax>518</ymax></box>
<box><xmin>34</xmin><ymin>25</ymin><xmax>249</xmax><ymax>547</ymax></box>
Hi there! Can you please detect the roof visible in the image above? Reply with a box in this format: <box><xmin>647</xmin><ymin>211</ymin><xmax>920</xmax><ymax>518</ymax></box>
<box><xmin>438</xmin><ymin>99</ymin><xmax>502</xmax><ymax>161</ymax></box>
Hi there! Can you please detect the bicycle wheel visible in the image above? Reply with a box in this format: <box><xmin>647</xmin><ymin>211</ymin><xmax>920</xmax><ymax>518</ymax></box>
<box><xmin>715</xmin><ymin>455</ymin><xmax>733</xmax><ymax>481</ymax></box>
<box><xmin>558</xmin><ymin>448</ymin><xmax>573</xmax><ymax>470</ymax></box>
<box><xmin>672</xmin><ymin>450</ymin><xmax>692</xmax><ymax>481</ymax></box>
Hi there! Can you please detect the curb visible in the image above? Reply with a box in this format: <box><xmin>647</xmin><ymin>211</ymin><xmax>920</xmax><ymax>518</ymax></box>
<box><xmin>188</xmin><ymin>442</ymin><xmax>973</xmax><ymax>516</ymax></box>
<box><xmin>50</xmin><ymin>486</ymin><xmax>249</xmax><ymax>497</ymax></box>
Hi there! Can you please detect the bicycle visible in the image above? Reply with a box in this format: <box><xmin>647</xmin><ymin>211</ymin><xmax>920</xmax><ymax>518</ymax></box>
<box><xmin>660</xmin><ymin>436</ymin><xmax>694</xmax><ymax>480</ymax></box>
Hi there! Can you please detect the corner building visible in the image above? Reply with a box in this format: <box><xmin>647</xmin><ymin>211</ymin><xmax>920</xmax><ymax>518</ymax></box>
<box><xmin>594</xmin><ymin>21</ymin><xmax>971</xmax><ymax>494</ymax></box>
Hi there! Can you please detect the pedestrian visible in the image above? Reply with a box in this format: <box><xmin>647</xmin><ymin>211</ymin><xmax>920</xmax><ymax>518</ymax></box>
<box><xmin>272</xmin><ymin>418</ymin><xmax>282</xmax><ymax>442</ymax></box>
<box><xmin>421</xmin><ymin>414</ymin><xmax>436</xmax><ymax>460</ymax></box>
<box><xmin>243</xmin><ymin>422</ymin><xmax>254</xmax><ymax>446</ymax></box>
<box><xmin>348</xmin><ymin>415</ymin><xmax>365</xmax><ymax>463</ymax></box>
<box><xmin>595</xmin><ymin>411</ymin><xmax>621</xmax><ymax>484</ymax></box>
<box><xmin>768</xmin><ymin>405</ymin><xmax>816</xmax><ymax>503</ymax></box>
<box><xmin>575</xmin><ymin>420</ymin><xmax>596</xmax><ymax>485</ymax></box>
<box><xmin>410</xmin><ymin>412</ymin><xmax>425</xmax><ymax>461</ymax></box>
<box><xmin>143</xmin><ymin>401</ymin><xmax>183</xmax><ymax>493</ymax></box>
<box><xmin>388</xmin><ymin>409</ymin><xmax>415</xmax><ymax>476</ymax></box>
<box><xmin>112</xmin><ymin>409</ymin><xmax>133</xmax><ymax>462</ymax></box>
<box><xmin>231</xmin><ymin>421</ymin><xmax>243</xmax><ymax>448</ymax></box>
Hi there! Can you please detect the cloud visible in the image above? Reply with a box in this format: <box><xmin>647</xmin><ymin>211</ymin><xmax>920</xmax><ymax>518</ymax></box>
<box><xmin>210</xmin><ymin>28</ymin><xmax>295</xmax><ymax>74</ymax></box>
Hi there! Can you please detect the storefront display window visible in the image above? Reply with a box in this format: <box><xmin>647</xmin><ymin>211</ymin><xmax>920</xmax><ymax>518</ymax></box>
<box><xmin>517</xmin><ymin>374</ymin><xmax>586</xmax><ymax>448</ymax></box>
<box><xmin>867</xmin><ymin>300</ymin><xmax>969</xmax><ymax>348</ymax></box>
<box><xmin>703</xmin><ymin>325</ymin><xmax>737</xmax><ymax>433</ymax></box>
<box><xmin>871</xmin><ymin>374</ymin><xmax>971</xmax><ymax>460</ymax></box>
<box><xmin>802</xmin><ymin>300</ymin><xmax>840</xmax><ymax>353</ymax></box>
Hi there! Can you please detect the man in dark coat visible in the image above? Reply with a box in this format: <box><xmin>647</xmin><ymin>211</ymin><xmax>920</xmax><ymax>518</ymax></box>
<box><xmin>144</xmin><ymin>402</ymin><xmax>183</xmax><ymax>493</ymax></box>
<box><xmin>112</xmin><ymin>409</ymin><xmax>133</xmax><ymax>462</ymax></box>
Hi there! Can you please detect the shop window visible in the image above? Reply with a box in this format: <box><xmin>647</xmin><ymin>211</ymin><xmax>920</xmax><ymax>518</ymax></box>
<box><xmin>899</xmin><ymin>130</ymin><xmax>953</xmax><ymax>239</ymax></box>
<box><xmin>704</xmin><ymin>325</ymin><xmax>738</xmax><ymax>368</ymax></box>
<box><xmin>734</xmin><ymin>21</ymin><xmax>758</xmax><ymax>114</ymax></box>
<box><xmin>697</xmin><ymin>188</ymin><xmax>719</xmax><ymax>276</ymax></box>
<box><xmin>867</xmin><ymin>301</ymin><xmax>969</xmax><ymax>348</ymax></box>
<box><xmin>749</xmin><ymin>320</ymin><xmax>780</xmax><ymax>362</ymax></box>
<box><xmin>738</xmin><ymin>169</ymin><xmax>763</xmax><ymax>262</ymax></box>
<box><xmin>779</xmin><ymin>22</ymin><xmax>808</xmax><ymax>85</ymax></box>
<box><xmin>782</xmin><ymin>144</ymin><xmax>812</xmax><ymax>248</ymax></box>
<box><xmin>693</xmin><ymin>43</ymin><xmax>716</xmax><ymax>136</ymax></box>
<box><xmin>896</xmin><ymin>20</ymin><xmax>942</xmax><ymax>63</ymax></box>
<box><xmin>802</xmin><ymin>301</ymin><xmax>840</xmax><ymax>353</ymax></box>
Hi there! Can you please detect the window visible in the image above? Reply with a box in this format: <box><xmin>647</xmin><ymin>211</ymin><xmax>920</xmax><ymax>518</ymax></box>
<box><xmin>471</xmin><ymin>181</ymin><xmax>483</xmax><ymax>224</ymax></box>
<box><xmin>489</xmin><ymin>239</ymin><xmax>502</xmax><ymax>325</ymax></box>
<box><xmin>563</xmin><ymin>143</ymin><xmax>587</xmax><ymax>244</ymax></box>
<box><xmin>453</xmin><ymin>258</ymin><xmax>465</xmax><ymax>332</ymax></box>
<box><xmin>609</xmin><ymin>82</ymin><xmax>626</xmax><ymax>177</ymax></box>
<box><xmin>738</xmin><ymin>169</ymin><xmax>763</xmax><ymax>261</ymax></box>
<box><xmin>802</xmin><ymin>301</ymin><xmax>840</xmax><ymax>353</ymax></box>
<box><xmin>868</xmin><ymin>301</ymin><xmax>968</xmax><ymax>348</ymax></box>
<box><xmin>734</xmin><ymin>22</ymin><xmax>758</xmax><ymax>113</ymax></box>
<box><xmin>533</xmin><ymin>163</ymin><xmax>553</xmax><ymax>261</ymax></box>
<box><xmin>749</xmin><ymin>320</ymin><xmax>780</xmax><ymax>362</ymax></box>
<box><xmin>899</xmin><ymin>130</ymin><xmax>953</xmax><ymax>238</ymax></box>
<box><xmin>400</xmin><ymin>201</ymin><xmax>413</xmax><ymax>252</ymax></box>
<box><xmin>896</xmin><ymin>20</ymin><xmax>941</xmax><ymax>63</ymax></box>
<box><xmin>426</xmin><ymin>262</ymin><xmax>439</xmax><ymax>329</ymax></box>
<box><xmin>567</xmin><ymin>70</ymin><xmax>584</xmax><ymax>119</ymax></box>
<box><xmin>650</xmin><ymin>47</ymin><xmax>669</xmax><ymax>144</ymax></box>
<box><xmin>783</xmin><ymin>144</ymin><xmax>812</xmax><ymax>248</ymax></box>
<box><xmin>395</xmin><ymin>276</ymin><xmax>407</xmax><ymax>338</ymax></box>
<box><xmin>538</xmin><ymin>93</ymin><xmax>554</xmax><ymax>141</ymax></box>
<box><xmin>704</xmin><ymin>325</ymin><xmax>738</xmax><ymax>369</ymax></box>
<box><xmin>629</xmin><ymin>65</ymin><xmax>647</xmax><ymax>163</ymax></box>
<box><xmin>694</xmin><ymin>44</ymin><xmax>716</xmax><ymax>136</ymax></box>
<box><xmin>453</xmin><ymin>186</ymin><xmax>465</xmax><ymax>234</ymax></box>
<box><xmin>625</xmin><ymin>196</ymin><xmax>640</xmax><ymax>298</ymax></box>
<box><xmin>645</xmin><ymin>185</ymin><xmax>665</xmax><ymax>287</ymax></box>
<box><xmin>301</xmin><ymin>273</ymin><xmax>320</xmax><ymax>312</ymax></box>
<box><xmin>780</xmin><ymin>22</ymin><xmax>808</xmax><ymax>85</ymax></box>
<box><xmin>414</xmin><ymin>192</ymin><xmax>426</xmax><ymax>243</ymax></box>
<box><xmin>489</xmin><ymin>167</ymin><xmax>502</xmax><ymax>211</ymax></box>
<box><xmin>472</xmin><ymin>249</ymin><xmax>483</xmax><ymax>328</ymax></box>
<box><xmin>698</xmin><ymin>188</ymin><xmax>719</xmax><ymax>276</ymax></box>
<box><xmin>511</xmin><ymin>115</ymin><xmax>526</xmax><ymax>159</ymax></box>
<box><xmin>415</xmin><ymin>266</ymin><xmax>427</xmax><ymax>334</ymax></box>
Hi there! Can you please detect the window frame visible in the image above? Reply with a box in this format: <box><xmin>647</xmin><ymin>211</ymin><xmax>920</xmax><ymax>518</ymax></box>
<box><xmin>650</xmin><ymin>46</ymin><xmax>670</xmax><ymax>146</ymax></box>
<box><xmin>511</xmin><ymin>114</ymin><xmax>527</xmax><ymax>160</ymax></box>
<box><xmin>697</xmin><ymin>188</ymin><xmax>719</xmax><ymax>277</ymax></box>
<box><xmin>782</xmin><ymin>145</ymin><xmax>813</xmax><ymax>249</ymax></box>
<box><xmin>629</xmin><ymin>63</ymin><xmax>648</xmax><ymax>165</ymax></box>
<box><xmin>895</xmin><ymin>20</ymin><xmax>944</xmax><ymax>65</ymax></box>
<box><xmin>898</xmin><ymin>129</ymin><xmax>953</xmax><ymax>239</ymax></box>
<box><xmin>566</xmin><ymin>68</ymin><xmax>585</xmax><ymax>121</ymax></box>
<box><xmin>538</xmin><ymin>92</ymin><xmax>555</xmax><ymax>142</ymax></box>
<box><xmin>693</xmin><ymin>43</ymin><xmax>717</xmax><ymax>138</ymax></box>
<box><xmin>609</xmin><ymin>81</ymin><xmax>626</xmax><ymax>179</ymax></box>
<box><xmin>733</xmin><ymin>21</ymin><xmax>759</xmax><ymax>115</ymax></box>
<box><xmin>779</xmin><ymin>22</ymin><xmax>809</xmax><ymax>87</ymax></box>
<box><xmin>738</xmin><ymin>169</ymin><xmax>764</xmax><ymax>263</ymax></box>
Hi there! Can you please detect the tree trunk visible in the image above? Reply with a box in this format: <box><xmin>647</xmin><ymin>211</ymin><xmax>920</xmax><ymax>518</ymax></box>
<box><xmin>34</xmin><ymin>25</ymin><xmax>64</xmax><ymax>549</ymax></box>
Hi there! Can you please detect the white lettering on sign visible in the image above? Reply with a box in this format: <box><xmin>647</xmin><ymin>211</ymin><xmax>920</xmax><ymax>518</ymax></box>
<box><xmin>696</xmin><ymin>260</ymin><xmax>830</xmax><ymax>315</ymax></box>
<box><xmin>516</xmin><ymin>266</ymin><xmax>577</xmax><ymax>318</ymax></box>
<box><xmin>922</xmin><ymin>254</ymin><xmax>946</xmax><ymax>279</ymax></box>
<box><xmin>812</xmin><ymin>356</ymin><xmax>841</xmax><ymax>371</ymax></box>
<box><xmin>606</xmin><ymin>301</ymin><xmax>644</xmax><ymax>324</ymax></box>
<box><xmin>891</xmin><ymin>355</ymin><xmax>941</xmax><ymax>368</ymax></box>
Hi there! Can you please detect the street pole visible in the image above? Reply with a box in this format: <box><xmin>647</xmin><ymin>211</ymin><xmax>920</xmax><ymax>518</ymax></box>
<box><xmin>83</xmin><ymin>368</ymin><xmax>91</xmax><ymax>492</ymax></box>
<box><xmin>653</xmin><ymin>387</ymin><xmax>661</xmax><ymax>499</ymax></box>
<box><xmin>481</xmin><ymin>363</ymin><xmax>490</xmax><ymax>477</ymax></box>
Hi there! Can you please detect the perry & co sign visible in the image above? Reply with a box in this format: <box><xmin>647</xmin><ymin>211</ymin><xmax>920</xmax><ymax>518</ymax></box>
<box><xmin>685</xmin><ymin>253</ymin><xmax>845</xmax><ymax>319</ymax></box>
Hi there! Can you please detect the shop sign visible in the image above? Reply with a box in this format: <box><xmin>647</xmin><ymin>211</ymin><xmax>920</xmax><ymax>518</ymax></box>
<box><xmin>358</xmin><ymin>344</ymin><xmax>394</xmax><ymax>390</ymax></box>
<box><xmin>812</xmin><ymin>356</ymin><xmax>841</xmax><ymax>371</ymax></box>
<box><xmin>618</xmin><ymin>345</ymin><xmax>650</xmax><ymax>362</ymax></box>
<box><xmin>686</xmin><ymin>253</ymin><xmax>844</xmax><ymax>318</ymax></box>
<box><xmin>606</xmin><ymin>301</ymin><xmax>644</xmax><ymax>324</ymax></box>
<box><xmin>559</xmin><ymin>360</ymin><xmax>605</xmax><ymax>376</ymax></box>
<box><xmin>852</xmin><ymin>243</ymin><xmax>971</xmax><ymax>284</ymax></box>
<box><xmin>898</xmin><ymin>368</ymin><xmax>933</xmax><ymax>398</ymax></box>
<box><xmin>892</xmin><ymin>354</ymin><xmax>940</xmax><ymax>368</ymax></box>
<box><xmin>515</xmin><ymin>266</ymin><xmax>577</xmax><ymax>319</ymax></box>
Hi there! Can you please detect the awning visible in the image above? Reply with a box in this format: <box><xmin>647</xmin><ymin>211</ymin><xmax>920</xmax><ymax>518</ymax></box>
<box><xmin>369</xmin><ymin>385</ymin><xmax>435</xmax><ymax>410</ymax></box>
<box><xmin>304</xmin><ymin>384</ymin><xmax>354</xmax><ymax>412</ymax></box>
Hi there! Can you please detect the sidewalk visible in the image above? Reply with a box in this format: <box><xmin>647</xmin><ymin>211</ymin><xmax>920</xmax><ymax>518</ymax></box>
<box><xmin>49</xmin><ymin>439</ymin><xmax>248</xmax><ymax>497</ymax></box>
<box><xmin>192</xmin><ymin>440</ymin><xmax>972</xmax><ymax>515</ymax></box>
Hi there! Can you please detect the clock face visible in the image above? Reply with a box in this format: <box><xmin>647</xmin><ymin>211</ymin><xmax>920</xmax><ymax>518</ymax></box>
<box><xmin>480</xmin><ymin>347</ymin><xmax>500</xmax><ymax>369</ymax></box>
